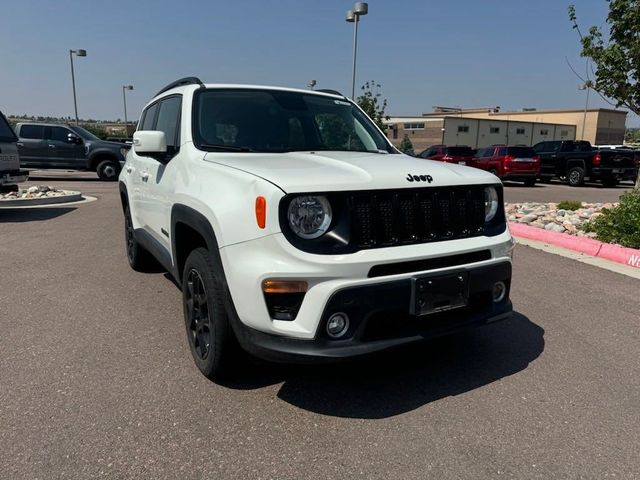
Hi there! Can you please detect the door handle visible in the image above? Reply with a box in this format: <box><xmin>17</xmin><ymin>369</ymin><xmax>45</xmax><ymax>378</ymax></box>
<box><xmin>48</xmin><ymin>145</ymin><xmax>56</xmax><ymax>149</ymax></box>
<box><xmin>16</xmin><ymin>142</ymin><xmax>24</xmax><ymax>147</ymax></box>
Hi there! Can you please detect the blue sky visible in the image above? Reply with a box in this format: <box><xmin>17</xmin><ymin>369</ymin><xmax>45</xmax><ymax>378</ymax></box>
<box><xmin>2</xmin><ymin>0</ymin><xmax>634</xmax><ymax>125</ymax></box>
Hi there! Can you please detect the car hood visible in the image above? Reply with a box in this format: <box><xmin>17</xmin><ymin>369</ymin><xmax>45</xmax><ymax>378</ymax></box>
<box><xmin>203</xmin><ymin>150</ymin><xmax>498</xmax><ymax>193</ymax></box>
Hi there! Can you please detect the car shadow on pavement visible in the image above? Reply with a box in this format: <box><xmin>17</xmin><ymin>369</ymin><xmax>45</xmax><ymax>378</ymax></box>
<box><xmin>0</xmin><ymin>207</ymin><xmax>76</xmax><ymax>223</ymax></box>
<box><xmin>223</xmin><ymin>312</ymin><xmax>544</xmax><ymax>419</ymax></box>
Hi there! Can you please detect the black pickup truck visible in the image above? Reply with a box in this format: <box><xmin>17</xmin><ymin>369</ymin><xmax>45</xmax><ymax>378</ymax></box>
<box><xmin>15</xmin><ymin>122</ymin><xmax>129</xmax><ymax>181</ymax></box>
<box><xmin>532</xmin><ymin>140</ymin><xmax>637</xmax><ymax>187</ymax></box>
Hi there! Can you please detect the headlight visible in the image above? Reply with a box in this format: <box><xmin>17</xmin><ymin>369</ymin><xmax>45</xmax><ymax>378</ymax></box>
<box><xmin>287</xmin><ymin>195</ymin><xmax>332</xmax><ymax>239</ymax></box>
<box><xmin>484</xmin><ymin>186</ymin><xmax>499</xmax><ymax>222</ymax></box>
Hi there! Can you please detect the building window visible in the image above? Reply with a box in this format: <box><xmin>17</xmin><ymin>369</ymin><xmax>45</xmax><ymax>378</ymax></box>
<box><xmin>540</xmin><ymin>129</ymin><xmax>549</xmax><ymax>135</ymax></box>
<box><xmin>457</xmin><ymin>125</ymin><xmax>469</xmax><ymax>133</ymax></box>
<box><xmin>516</xmin><ymin>128</ymin><xmax>525</xmax><ymax>135</ymax></box>
<box><xmin>403</xmin><ymin>122</ymin><xmax>424</xmax><ymax>130</ymax></box>
<box><xmin>392</xmin><ymin>127</ymin><xmax>398</xmax><ymax>139</ymax></box>
<box><xmin>560</xmin><ymin>129</ymin><xmax>568</xmax><ymax>136</ymax></box>
<box><xmin>490</xmin><ymin>127</ymin><xmax>500</xmax><ymax>134</ymax></box>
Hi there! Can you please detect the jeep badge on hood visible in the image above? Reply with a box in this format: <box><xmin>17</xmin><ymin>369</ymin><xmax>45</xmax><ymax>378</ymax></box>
<box><xmin>406</xmin><ymin>174</ymin><xmax>433</xmax><ymax>183</ymax></box>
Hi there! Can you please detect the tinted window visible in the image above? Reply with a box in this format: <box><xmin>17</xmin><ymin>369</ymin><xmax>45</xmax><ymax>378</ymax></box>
<box><xmin>20</xmin><ymin>124</ymin><xmax>45</xmax><ymax>140</ymax></box>
<box><xmin>507</xmin><ymin>147</ymin><xmax>535</xmax><ymax>157</ymax></box>
<box><xmin>497</xmin><ymin>147</ymin><xmax>507</xmax><ymax>156</ymax></box>
<box><xmin>193</xmin><ymin>89</ymin><xmax>393</xmax><ymax>153</ymax></box>
<box><xmin>155</xmin><ymin>96</ymin><xmax>182</xmax><ymax>148</ymax></box>
<box><xmin>0</xmin><ymin>114</ymin><xmax>17</xmax><ymax>142</ymax></box>
<box><xmin>141</xmin><ymin>103</ymin><xmax>159</xmax><ymax>130</ymax></box>
<box><xmin>532</xmin><ymin>142</ymin><xmax>545</xmax><ymax>153</ymax></box>
<box><xmin>49</xmin><ymin>126</ymin><xmax>71</xmax><ymax>142</ymax></box>
<box><xmin>447</xmin><ymin>146</ymin><xmax>473</xmax><ymax>156</ymax></box>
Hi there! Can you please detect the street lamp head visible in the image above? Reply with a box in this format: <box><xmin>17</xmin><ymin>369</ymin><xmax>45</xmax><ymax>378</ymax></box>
<box><xmin>124</xmin><ymin>85</ymin><xmax>134</xmax><ymax>90</ymax></box>
<box><xmin>353</xmin><ymin>2</ymin><xmax>368</xmax><ymax>15</ymax></box>
<box><xmin>73</xmin><ymin>49</ymin><xmax>87</xmax><ymax>57</ymax></box>
<box><xmin>346</xmin><ymin>9</ymin><xmax>355</xmax><ymax>22</ymax></box>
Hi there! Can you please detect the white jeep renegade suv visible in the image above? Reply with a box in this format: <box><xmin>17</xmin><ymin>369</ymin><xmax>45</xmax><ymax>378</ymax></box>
<box><xmin>119</xmin><ymin>77</ymin><xmax>514</xmax><ymax>380</ymax></box>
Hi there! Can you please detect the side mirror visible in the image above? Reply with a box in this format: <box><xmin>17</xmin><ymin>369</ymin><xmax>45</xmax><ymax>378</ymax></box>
<box><xmin>67</xmin><ymin>133</ymin><xmax>81</xmax><ymax>144</ymax></box>
<box><xmin>133</xmin><ymin>131</ymin><xmax>168</xmax><ymax>163</ymax></box>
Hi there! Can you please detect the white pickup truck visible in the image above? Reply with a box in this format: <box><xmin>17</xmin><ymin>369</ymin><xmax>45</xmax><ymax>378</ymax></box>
<box><xmin>119</xmin><ymin>77</ymin><xmax>514</xmax><ymax>380</ymax></box>
<box><xmin>0</xmin><ymin>111</ymin><xmax>28</xmax><ymax>190</ymax></box>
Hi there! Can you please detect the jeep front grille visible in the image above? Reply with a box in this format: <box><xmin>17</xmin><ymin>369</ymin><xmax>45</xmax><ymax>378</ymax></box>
<box><xmin>349</xmin><ymin>186</ymin><xmax>487</xmax><ymax>249</ymax></box>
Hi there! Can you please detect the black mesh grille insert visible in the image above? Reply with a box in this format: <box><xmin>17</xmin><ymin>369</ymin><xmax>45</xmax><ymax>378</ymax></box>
<box><xmin>349</xmin><ymin>186</ymin><xmax>486</xmax><ymax>249</ymax></box>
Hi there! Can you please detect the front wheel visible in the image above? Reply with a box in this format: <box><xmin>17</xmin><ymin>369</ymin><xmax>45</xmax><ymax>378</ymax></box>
<box><xmin>567</xmin><ymin>167</ymin><xmax>585</xmax><ymax>187</ymax></box>
<box><xmin>182</xmin><ymin>247</ymin><xmax>240</xmax><ymax>380</ymax></box>
<box><xmin>96</xmin><ymin>159</ymin><xmax>120</xmax><ymax>181</ymax></box>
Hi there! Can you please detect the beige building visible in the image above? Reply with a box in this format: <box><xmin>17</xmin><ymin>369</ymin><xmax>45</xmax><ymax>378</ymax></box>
<box><xmin>385</xmin><ymin>107</ymin><xmax>627</xmax><ymax>152</ymax></box>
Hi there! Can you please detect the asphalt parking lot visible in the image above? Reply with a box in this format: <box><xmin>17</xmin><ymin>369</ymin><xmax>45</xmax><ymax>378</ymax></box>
<box><xmin>1</xmin><ymin>172</ymin><xmax>639</xmax><ymax>479</ymax></box>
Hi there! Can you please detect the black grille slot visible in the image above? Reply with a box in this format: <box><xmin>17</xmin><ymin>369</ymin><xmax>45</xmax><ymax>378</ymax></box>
<box><xmin>349</xmin><ymin>186</ymin><xmax>488</xmax><ymax>250</ymax></box>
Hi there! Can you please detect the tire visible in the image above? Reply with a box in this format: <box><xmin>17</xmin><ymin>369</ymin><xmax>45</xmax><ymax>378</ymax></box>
<box><xmin>96</xmin><ymin>159</ymin><xmax>120</xmax><ymax>181</ymax></box>
<box><xmin>567</xmin><ymin>166</ymin><xmax>585</xmax><ymax>187</ymax></box>
<box><xmin>124</xmin><ymin>205</ymin><xmax>157</xmax><ymax>271</ymax></box>
<box><xmin>523</xmin><ymin>178</ymin><xmax>536</xmax><ymax>187</ymax></box>
<box><xmin>182</xmin><ymin>247</ymin><xmax>240</xmax><ymax>380</ymax></box>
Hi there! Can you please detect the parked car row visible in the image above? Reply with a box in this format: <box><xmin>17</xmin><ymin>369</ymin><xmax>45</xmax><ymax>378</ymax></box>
<box><xmin>416</xmin><ymin>140</ymin><xmax>639</xmax><ymax>187</ymax></box>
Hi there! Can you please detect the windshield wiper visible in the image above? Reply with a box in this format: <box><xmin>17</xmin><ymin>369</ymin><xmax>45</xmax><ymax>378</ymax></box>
<box><xmin>200</xmin><ymin>143</ymin><xmax>254</xmax><ymax>152</ymax></box>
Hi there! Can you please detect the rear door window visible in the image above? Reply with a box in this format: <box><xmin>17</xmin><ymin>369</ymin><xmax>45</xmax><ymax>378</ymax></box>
<box><xmin>20</xmin><ymin>124</ymin><xmax>45</xmax><ymax>140</ymax></box>
<box><xmin>497</xmin><ymin>146</ymin><xmax>507</xmax><ymax>156</ymax></box>
<box><xmin>447</xmin><ymin>146</ymin><xmax>473</xmax><ymax>156</ymax></box>
<box><xmin>140</xmin><ymin>103</ymin><xmax>159</xmax><ymax>130</ymax></box>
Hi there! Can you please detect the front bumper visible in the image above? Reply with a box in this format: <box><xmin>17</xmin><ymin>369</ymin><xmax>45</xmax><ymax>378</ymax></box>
<box><xmin>220</xmin><ymin>230</ymin><xmax>514</xmax><ymax>360</ymax></box>
<box><xmin>0</xmin><ymin>169</ymin><xmax>29</xmax><ymax>186</ymax></box>
<box><xmin>232</xmin><ymin>261</ymin><xmax>512</xmax><ymax>363</ymax></box>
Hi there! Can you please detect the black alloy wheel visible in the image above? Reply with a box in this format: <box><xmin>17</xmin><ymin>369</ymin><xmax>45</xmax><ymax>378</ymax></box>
<box><xmin>185</xmin><ymin>268</ymin><xmax>211</xmax><ymax>361</ymax></box>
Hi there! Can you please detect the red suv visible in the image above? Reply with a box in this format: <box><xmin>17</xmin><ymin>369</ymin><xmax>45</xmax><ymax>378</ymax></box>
<box><xmin>417</xmin><ymin>145</ymin><xmax>475</xmax><ymax>166</ymax></box>
<box><xmin>473</xmin><ymin>145</ymin><xmax>540</xmax><ymax>186</ymax></box>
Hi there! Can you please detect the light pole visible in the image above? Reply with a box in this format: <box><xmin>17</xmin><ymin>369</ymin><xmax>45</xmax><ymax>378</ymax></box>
<box><xmin>69</xmin><ymin>49</ymin><xmax>87</xmax><ymax>125</ymax></box>
<box><xmin>345</xmin><ymin>2</ymin><xmax>368</xmax><ymax>99</ymax></box>
<box><xmin>579</xmin><ymin>81</ymin><xmax>592</xmax><ymax>140</ymax></box>
<box><xmin>122</xmin><ymin>85</ymin><xmax>134</xmax><ymax>134</ymax></box>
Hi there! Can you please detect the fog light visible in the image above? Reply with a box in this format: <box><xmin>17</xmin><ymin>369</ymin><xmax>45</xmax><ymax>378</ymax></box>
<box><xmin>326</xmin><ymin>312</ymin><xmax>350</xmax><ymax>338</ymax></box>
<box><xmin>492</xmin><ymin>281</ymin><xmax>507</xmax><ymax>303</ymax></box>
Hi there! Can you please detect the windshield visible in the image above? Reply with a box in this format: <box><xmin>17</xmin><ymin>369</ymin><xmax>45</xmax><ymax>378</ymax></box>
<box><xmin>0</xmin><ymin>113</ymin><xmax>17</xmax><ymax>143</ymax></box>
<box><xmin>193</xmin><ymin>89</ymin><xmax>395</xmax><ymax>154</ymax></box>
<box><xmin>69</xmin><ymin>125</ymin><xmax>101</xmax><ymax>141</ymax></box>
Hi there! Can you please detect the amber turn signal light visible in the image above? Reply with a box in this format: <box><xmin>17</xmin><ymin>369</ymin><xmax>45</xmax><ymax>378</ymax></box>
<box><xmin>255</xmin><ymin>196</ymin><xmax>266</xmax><ymax>229</ymax></box>
<box><xmin>262</xmin><ymin>280</ymin><xmax>308</xmax><ymax>294</ymax></box>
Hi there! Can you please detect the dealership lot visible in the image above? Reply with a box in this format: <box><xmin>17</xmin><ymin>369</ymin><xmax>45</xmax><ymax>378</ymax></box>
<box><xmin>1</xmin><ymin>173</ymin><xmax>639</xmax><ymax>479</ymax></box>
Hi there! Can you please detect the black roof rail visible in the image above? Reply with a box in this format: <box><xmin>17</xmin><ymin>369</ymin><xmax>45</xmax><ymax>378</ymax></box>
<box><xmin>155</xmin><ymin>77</ymin><xmax>204</xmax><ymax>97</ymax></box>
<box><xmin>316</xmin><ymin>89</ymin><xmax>345</xmax><ymax>97</ymax></box>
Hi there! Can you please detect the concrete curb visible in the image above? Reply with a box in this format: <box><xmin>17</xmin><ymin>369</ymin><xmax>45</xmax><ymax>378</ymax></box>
<box><xmin>509</xmin><ymin>222</ymin><xmax>640</xmax><ymax>269</ymax></box>
<box><xmin>0</xmin><ymin>191</ymin><xmax>82</xmax><ymax>207</ymax></box>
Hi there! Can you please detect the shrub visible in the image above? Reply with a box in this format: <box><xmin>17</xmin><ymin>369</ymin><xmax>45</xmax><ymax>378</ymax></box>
<box><xmin>557</xmin><ymin>200</ymin><xmax>583</xmax><ymax>211</ymax></box>
<box><xmin>585</xmin><ymin>190</ymin><xmax>640</xmax><ymax>248</ymax></box>
<box><xmin>399</xmin><ymin>134</ymin><xmax>415</xmax><ymax>156</ymax></box>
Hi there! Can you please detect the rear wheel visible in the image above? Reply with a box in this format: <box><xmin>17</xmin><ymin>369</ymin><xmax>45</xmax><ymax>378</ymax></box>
<box><xmin>182</xmin><ymin>247</ymin><xmax>241</xmax><ymax>380</ymax></box>
<box><xmin>124</xmin><ymin>205</ymin><xmax>157</xmax><ymax>271</ymax></box>
<box><xmin>96</xmin><ymin>159</ymin><xmax>120</xmax><ymax>181</ymax></box>
<box><xmin>567</xmin><ymin>167</ymin><xmax>585</xmax><ymax>187</ymax></box>
<box><xmin>523</xmin><ymin>178</ymin><xmax>536</xmax><ymax>187</ymax></box>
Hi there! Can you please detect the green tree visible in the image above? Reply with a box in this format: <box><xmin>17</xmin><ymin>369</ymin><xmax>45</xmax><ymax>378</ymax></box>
<box><xmin>569</xmin><ymin>1</ymin><xmax>640</xmax><ymax>187</ymax></box>
<box><xmin>355</xmin><ymin>80</ymin><xmax>389</xmax><ymax>133</ymax></box>
<box><xmin>81</xmin><ymin>124</ymin><xmax>109</xmax><ymax>140</ymax></box>
<box><xmin>399</xmin><ymin>134</ymin><xmax>414</xmax><ymax>156</ymax></box>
